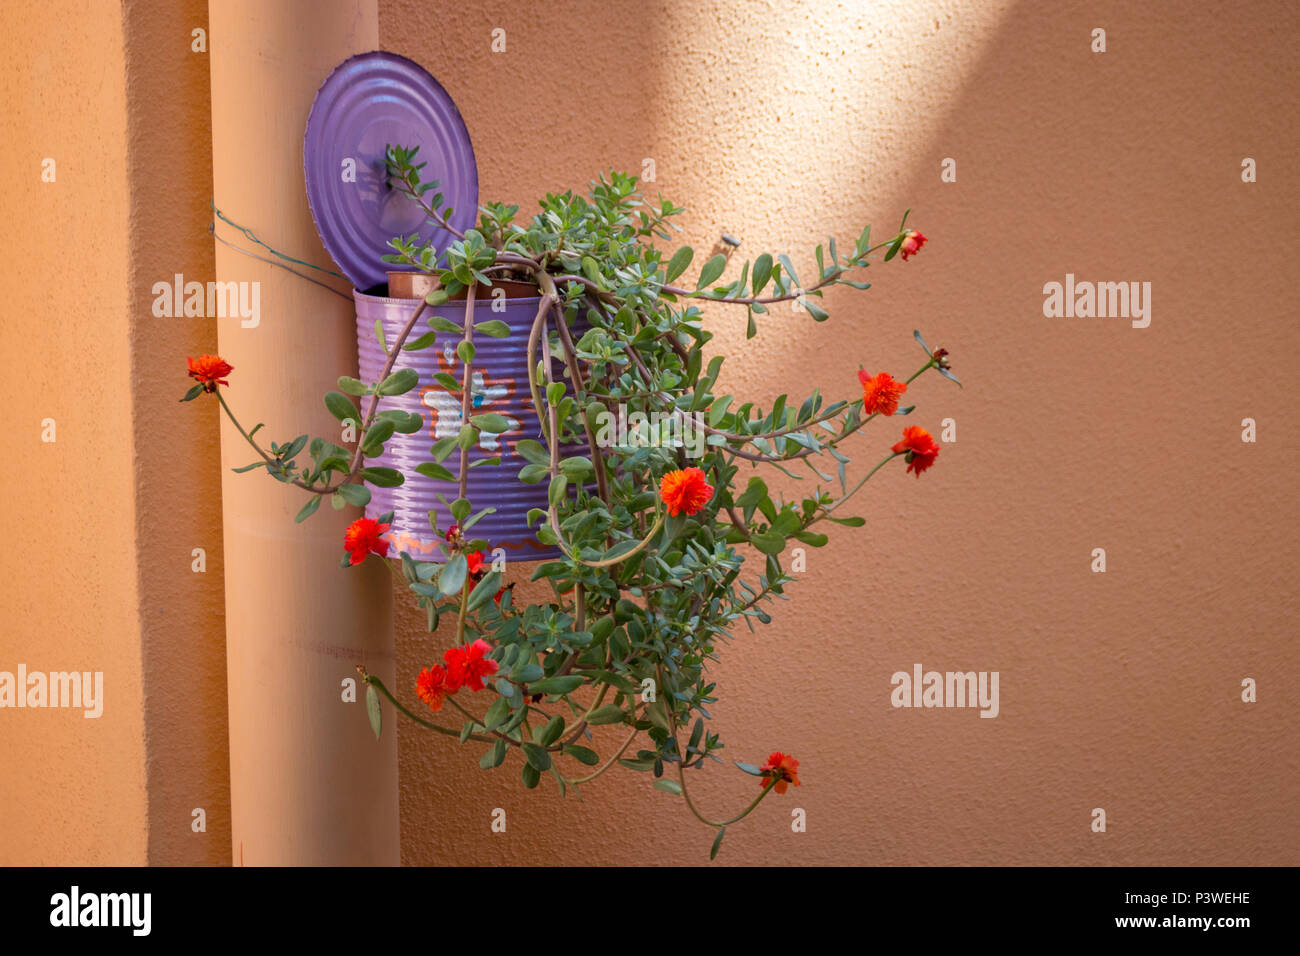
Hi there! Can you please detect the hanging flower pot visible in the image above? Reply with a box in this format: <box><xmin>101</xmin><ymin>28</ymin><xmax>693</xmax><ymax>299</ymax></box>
<box><xmin>355</xmin><ymin>279</ymin><xmax>571</xmax><ymax>560</ymax></box>
<box><xmin>302</xmin><ymin>51</ymin><xmax>569</xmax><ymax>559</ymax></box>
<box><xmin>183</xmin><ymin>46</ymin><xmax>962</xmax><ymax>859</ymax></box>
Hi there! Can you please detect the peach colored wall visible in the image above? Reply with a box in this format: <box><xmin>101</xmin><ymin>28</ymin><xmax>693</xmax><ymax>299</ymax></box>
<box><xmin>0</xmin><ymin>0</ymin><xmax>149</xmax><ymax>864</ymax></box>
<box><xmin>122</xmin><ymin>0</ymin><xmax>231</xmax><ymax>867</ymax></box>
<box><xmin>0</xmin><ymin>0</ymin><xmax>227</xmax><ymax>866</ymax></box>
<box><xmin>2</xmin><ymin>0</ymin><xmax>1296</xmax><ymax>866</ymax></box>
<box><xmin>383</xmin><ymin>0</ymin><xmax>1299</xmax><ymax>864</ymax></box>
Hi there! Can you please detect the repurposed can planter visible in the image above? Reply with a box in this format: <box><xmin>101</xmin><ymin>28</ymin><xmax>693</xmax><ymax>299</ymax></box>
<box><xmin>305</xmin><ymin>51</ymin><xmax>574</xmax><ymax>561</ymax></box>
<box><xmin>355</xmin><ymin>287</ymin><xmax>570</xmax><ymax>562</ymax></box>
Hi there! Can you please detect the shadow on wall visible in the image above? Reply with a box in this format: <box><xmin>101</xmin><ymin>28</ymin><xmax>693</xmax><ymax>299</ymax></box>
<box><xmin>385</xmin><ymin>0</ymin><xmax>1300</xmax><ymax>865</ymax></box>
<box><xmin>124</xmin><ymin>0</ymin><xmax>231</xmax><ymax>865</ymax></box>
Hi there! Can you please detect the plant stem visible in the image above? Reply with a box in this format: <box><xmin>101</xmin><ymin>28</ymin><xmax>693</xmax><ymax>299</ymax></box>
<box><xmin>455</xmin><ymin>576</ymin><xmax>470</xmax><ymax>646</ymax></box>
<box><xmin>563</xmin><ymin>725</ymin><xmax>640</xmax><ymax>786</ymax></box>
<box><xmin>213</xmin><ymin>391</ymin><xmax>313</xmax><ymax>486</ymax></box>
<box><xmin>345</xmin><ymin>299</ymin><xmax>429</xmax><ymax>483</ymax></box>
<box><xmin>658</xmin><ymin>664</ymin><xmax>776</xmax><ymax>829</ymax></box>
<box><xmin>456</xmin><ymin>286</ymin><xmax>477</xmax><ymax>503</ymax></box>
<box><xmin>363</xmin><ymin>674</ymin><xmax>493</xmax><ymax>742</ymax></box>
<box><xmin>654</xmin><ymin>235</ymin><xmax>903</xmax><ymax>306</ymax></box>
<box><xmin>811</xmin><ymin>452</ymin><xmax>900</xmax><ymax>525</ymax></box>
<box><xmin>678</xmin><ymin>769</ymin><xmax>775</xmax><ymax>828</ymax></box>
<box><xmin>215</xmin><ymin>297</ymin><xmax>431</xmax><ymax>496</ymax></box>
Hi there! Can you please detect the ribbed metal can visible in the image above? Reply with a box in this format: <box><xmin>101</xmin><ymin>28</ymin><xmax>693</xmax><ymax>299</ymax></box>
<box><xmin>354</xmin><ymin>288</ymin><xmax>572</xmax><ymax>562</ymax></box>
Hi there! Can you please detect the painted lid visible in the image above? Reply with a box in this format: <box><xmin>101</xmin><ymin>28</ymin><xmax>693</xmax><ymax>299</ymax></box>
<box><xmin>303</xmin><ymin>51</ymin><xmax>478</xmax><ymax>290</ymax></box>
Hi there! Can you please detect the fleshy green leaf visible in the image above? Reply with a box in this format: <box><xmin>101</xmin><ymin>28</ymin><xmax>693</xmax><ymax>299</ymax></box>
<box><xmin>480</xmin><ymin>739</ymin><xmax>508</xmax><ymax>769</ymax></box>
<box><xmin>415</xmin><ymin>461</ymin><xmax>455</xmax><ymax>482</ymax></box>
<box><xmin>324</xmin><ymin>392</ymin><xmax>358</xmax><ymax>424</ymax></box>
<box><xmin>439</xmin><ymin>553</ymin><xmax>468</xmax><ymax>596</ymax></box>
<box><xmin>664</xmin><ymin>246</ymin><xmax>693</xmax><ymax>283</ymax></box>
<box><xmin>750</xmin><ymin>531</ymin><xmax>786</xmax><ymax>556</ymax></box>
<box><xmin>563</xmin><ymin>745</ymin><xmax>600</xmax><ymax>766</ymax></box>
<box><xmin>696</xmin><ymin>253</ymin><xmax>727</xmax><ymax>290</ymax></box>
<box><xmin>528</xmin><ymin>675</ymin><xmax>585</xmax><ymax>695</ymax></box>
<box><xmin>466</xmin><ymin>571</ymin><xmax>503</xmax><ymax>611</ymax></box>
<box><xmin>521</xmin><ymin>742</ymin><xmax>552</xmax><ymax>772</ymax></box>
<box><xmin>587</xmin><ymin>705</ymin><xmax>626</xmax><ymax>725</ymax></box>
<box><xmin>377</xmin><ymin>368</ymin><xmax>419</xmax><ymax>396</ymax></box>
<box><xmin>294</xmin><ymin>496</ymin><xmax>322</xmax><ymax>523</ymax></box>
<box><xmin>751</xmin><ymin>253</ymin><xmax>773</xmax><ymax>295</ymax></box>
<box><xmin>337</xmin><ymin>483</ymin><xmax>371</xmax><ymax>507</ymax></box>
<box><xmin>516</xmin><ymin>439</ymin><xmax>549</xmax><ymax>466</ymax></box>
<box><xmin>361</xmin><ymin>466</ymin><xmax>403</xmax><ymax>488</ymax></box>
<box><xmin>338</xmin><ymin>376</ymin><xmax>369</xmax><ymax>396</ymax></box>
<box><xmin>483</xmin><ymin>696</ymin><xmax>511</xmax><ymax>732</ymax></box>
<box><xmin>471</xmin><ymin>413</ymin><xmax>512</xmax><ymax>434</ymax></box>
<box><xmin>365</xmin><ymin>684</ymin><xmax>381</xmax><ymax>740</ymax></box>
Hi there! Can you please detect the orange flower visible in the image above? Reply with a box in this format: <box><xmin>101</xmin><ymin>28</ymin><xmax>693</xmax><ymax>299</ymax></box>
<box><xmin>659</xmin><ymin>467</ymin><xmax>714</xmax><ymax>517</ymax></box>
<box><xmin>416</xmin><ymin>665</ymin><xmax>449</xmax><ymax>712</ymax></box>
<box><xmin>187</xmin><ymin>354</ymin><xmax>233</xmax><ymax>392</ymax></box>
<box><xmin>344</xmin><ymin>517</ymin><xmax>391</xmax><ymax>565</ymax></box>
<box><xmin>760</xmin><ymin>751</ymin><xmax>801</xmax><ymax>794</ymax></box>
<box><xmin>858</xmin><ymin>370</ymin><xmax>907</xmax><ymax>416</ymax></box>
<box><xmin>443</xmin><ymin>638</ymin><xmax>499</xmax><ymax>692</ymax></box>
<box><xmin>899</xmin><ymin>230</ymin><xmax>927</xmax><ymax>261</ymax></box>
<box><xmin>891</xmin><ymin>426</ymin><xmax>940</xmax><ymax>478</ymax></box>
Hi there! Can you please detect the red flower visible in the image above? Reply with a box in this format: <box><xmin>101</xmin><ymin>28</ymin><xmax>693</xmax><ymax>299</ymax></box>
<box><xmin>415</xmin><ymin>665</ymin><xmax>449</xmax><ymax>712</ymax></box>
<box><xmin>344</xmin><ymin>517</ymin><xmax>390</xmax><ymax>565</ymax></box>
<box><xmin>466</xmin><ymin>550</ymin><xmax>486</xmax><ymax>576</ymax></box>
<box><xmin>659</xmin><ymin>467</ymin><xmax>714</xmax><ymax>517</ymax></box>
<box><xmin>760</xmin><ymin>751</ymin><xmax>801</xmax><ymax>794</ymax></box>
<box><xmin>858</xmin><ymin>370</ymin><xmax>907</xmax><ymax>416</ymax></box>
<box><xmin>899</xmin><ymin>230</ymin><xmax>927</xmax><ymax>261</ymax></box>
<box><xmin>187</xmin><ymin>354</ymin><xmax>234</xmax><ymax>392</ymax></box>
<box><xmin>891</xmin><ymin>426</ymin><xmax>940</xmax><ymax>478</ymax></box>
<box><xmin>444</xmin><ymin>524</ymin><xmax>460</xmax><ymax>542</ymax></box>
<box><xmin>443</xmin><ymin>639</ymin><xmax>499</xmax><ymax>692</ymax></box>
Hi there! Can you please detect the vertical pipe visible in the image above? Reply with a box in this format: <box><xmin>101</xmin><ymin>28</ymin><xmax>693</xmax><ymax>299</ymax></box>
<box><xmin>208</xmin><ymin>1</ymin><xmax>395</xmax><ymax>865</ymax></box>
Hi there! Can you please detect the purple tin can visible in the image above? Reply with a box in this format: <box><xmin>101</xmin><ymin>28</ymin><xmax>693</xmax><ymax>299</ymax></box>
<box><xmin>306</xmin><ymin>51</ymin><xmax>581</xmax><ymax>561</ymax></box>
<box><xmin>355</xmin><ymin>288</ymin><xmax>572</xmax><ymax>562</ymax></box>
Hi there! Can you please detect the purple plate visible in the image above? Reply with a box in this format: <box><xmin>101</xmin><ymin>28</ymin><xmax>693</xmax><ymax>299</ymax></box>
<box><xmin>304</xmin><ymin>51</ymin><xmax>478</xmax><ymax>290</ymax></box>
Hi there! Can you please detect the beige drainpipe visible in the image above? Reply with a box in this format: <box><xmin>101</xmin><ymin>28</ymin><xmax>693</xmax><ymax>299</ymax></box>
<box><xmin>208</xmin><ymin>0</ymin><xmax>398</xmax><ymax>865</ymax></box>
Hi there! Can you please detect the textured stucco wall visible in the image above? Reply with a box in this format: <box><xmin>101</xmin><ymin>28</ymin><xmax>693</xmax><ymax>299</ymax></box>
<box><xmin>2</xmin><ymin>0</ymin><xmax>1295</xmax><ymax>867</ymax></box>
<box><xmin>122</xmin><ymin>0</ymin><xmax>230</xmax><ymax>866</ymax></box>
<box><xmin>0</xmin><ymin>0</ymin><xmax>227</xmax><ymax>866</ymax></box>
<box><xmin>0</xmin><ymin>0</ymin><xmax>149</xmax><ymax>864</ymax></box>
<box><xmin>382</xmin><ymin>0</ymin><xmax>1299</xmax><ymax>865</ymax></box>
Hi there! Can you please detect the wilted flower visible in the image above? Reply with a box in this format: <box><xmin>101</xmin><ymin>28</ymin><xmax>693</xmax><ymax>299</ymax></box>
<box><xmin>899</xmin><ymin>230</ymin><xmax>927</xmax><ymax>261</ymax></box>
